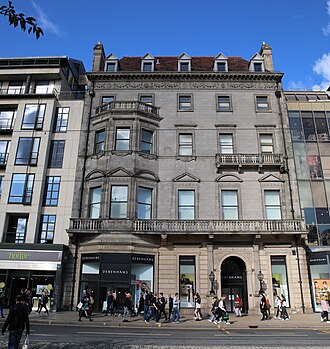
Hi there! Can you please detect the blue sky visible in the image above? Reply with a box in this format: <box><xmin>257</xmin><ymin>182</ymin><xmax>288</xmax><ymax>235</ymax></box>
<box><xmin>1</xmin><ymin>0</ymin><xmax>330</xmax><ymax>90</ymax></box>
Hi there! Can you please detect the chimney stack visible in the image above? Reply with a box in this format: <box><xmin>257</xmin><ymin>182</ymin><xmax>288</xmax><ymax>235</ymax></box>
<box><xmin>260</xmin><ymin>42</ymin><xmax>274</xmax><ymax>72</ymax></box>
<box><xmin>92</xmin><ymin>41</ymin><xmax>105</xmax><ymax>72</ymax></box>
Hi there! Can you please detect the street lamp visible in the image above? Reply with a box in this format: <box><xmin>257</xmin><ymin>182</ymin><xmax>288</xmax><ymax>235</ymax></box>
<box><xmin>209</xmin><ymin>271</ymin><xmax>215</xmax><ymax>295</ymax></box>
<box><xmin>257</xmin><ymin>270</ymin><xmax>264</xmax><ymax>294</ymax></box>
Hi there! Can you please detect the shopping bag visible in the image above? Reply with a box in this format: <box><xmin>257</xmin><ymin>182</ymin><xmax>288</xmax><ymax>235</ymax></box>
<box><xmin>22</xmin><ymin>335</ymin><xmax>29</xmax><ymax>349</ymax></box>
<box><xmin>77</xmin><ymin>302</ymin><xmax>83</xmax><ymax>310</ymax></box>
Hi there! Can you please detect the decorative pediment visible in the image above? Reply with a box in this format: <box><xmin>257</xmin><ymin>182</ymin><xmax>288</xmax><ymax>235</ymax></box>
<box><xmin>250</xmin><ymin>53</ymin><xmax>264</xmax><ymax>61</ymax></box>
<box><xmin>173</xmin><ymin>172</ymin><xmax>200</xmax><ymax>182</ymax></box>
<box><xmin>178</xmin><ymin>53</ymin><xmax>191</xmax><ymax>60</ymax></box>
<box><xmin>249</xmin><ymin>53</ymin><xmax>265</xmax><ymax>72</ymax></box>
<box><xmin>214</xmin><ymin>53</ymin><xmax>228</xmax><ymax>72</ymax></box>
<box><xmin>86</xmin><ymin>170</ymin><xmax>106</xmax><ymax>181</ymax></box>
<box><xmin>142</xmin><ymin>53</ymin><xmax>154</xmax><ymax>60</ymax></box>
<box><xmin>106</xmin><ymin>53</ymin><xmax>118</xmax><ymax>60</ymax></box>
<box><xmin>135</xmin><ymin>170</ymin><xmax>160</xmax><ymax>182</ymax></box>
<box><xmin>107</xmin><ymin>167</ymin><xmax>134</xmax><ymax>177</ymax></box>
<box><xmin>216</xmin><ymin>174</ymin><xmax>243</xmax><ymax>182</ymax></box>
<box><xmin>258</xmin><ymin>173</ymin><xmax>284</xmax><ymax>182</ymax></box>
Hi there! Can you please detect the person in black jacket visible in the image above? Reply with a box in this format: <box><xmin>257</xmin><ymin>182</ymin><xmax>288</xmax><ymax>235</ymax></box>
<box><xmin>2</xmin><ymin>295</ymin><xmax>30</xmax><ymax>349</ymax></box>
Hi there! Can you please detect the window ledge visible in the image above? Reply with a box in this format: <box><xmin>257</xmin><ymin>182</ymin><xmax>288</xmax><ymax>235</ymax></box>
<box><xmin>111</xmin><ymin>150</ymin><xmax>133</xmax><ymax>156</ymax></box>
<box><xmin>138</xmin><ymin>152</ymin><xmax>157</xmax><ymax>160</ymax></box>
<box><xmin>176</xmin><ymin>156</ymin><xmax>197</xmax><ymax>162</ymax></box>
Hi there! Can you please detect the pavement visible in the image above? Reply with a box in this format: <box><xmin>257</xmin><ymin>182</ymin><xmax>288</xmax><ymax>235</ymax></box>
<box><xmin>8</xmin><ymin>310</ymin><xmax>330</xmax><ymax>330</ymax></box>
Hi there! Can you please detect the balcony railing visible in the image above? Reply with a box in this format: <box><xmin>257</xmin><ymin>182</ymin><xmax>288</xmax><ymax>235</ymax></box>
<box><xmin>0</xmin><ymin>88</ymin><xmax>85</xmax><ymax>100</ymax></box>
<box><xmin>96</xmin><ymin>101</ymin><xmax>160</xmax><ymax>117</ymax></box>
<box><xmin>216</xmin><ymin>153</ymin><xmax>285</xmax><ymax>173</ymax></box>
<box><xmin>69</xmin><ymin>218</ymin><xmax>306</xmax><ymax>234</ymax></box>
<box><xmin>0</xmin><ymin>119</ymin><xmax>14</xmax><ymax>132</ymax></box>
<box><xmin>0</xmin><ymin>152</ymin><xmax>9</xmax><ymax>166</ymax></box>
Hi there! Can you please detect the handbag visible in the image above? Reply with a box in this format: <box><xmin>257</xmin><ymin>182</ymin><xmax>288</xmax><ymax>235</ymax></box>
<box><xmin>22</xmin><ymin>335</ymin><xmax>29</xmax><ymax>349</ymax></box>
<box><xmin>77</xmin><ymin>301</ymin><xmax>83</xmax><ymax>310</ymax></box>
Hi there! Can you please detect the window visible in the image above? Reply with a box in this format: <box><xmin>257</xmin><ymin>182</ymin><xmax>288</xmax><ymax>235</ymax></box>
<box><xmin>271</xmin><ymin>256</ymin><xmax>290</xmax><ymax>307</ymax></box>
<box><xmin>5</xmin><ymin>215</ymin><xmax>28</xmax><ymax>243</ymax></box>
<box><xmin>101</xmin><ymin>96</ymin><xmax>115</xmax><ymax>104</ymax></box>
<box><xmin>0</xmin><ymin>175</ymin><xmax>3</xmax><ymax>198</ymax></box>
<box><xmin>39</xmin><ymin>215</ymin><xmax>56</xmax><ymax>244</ymax></box>
<box><xmin>0</xmin><ymin>140</ymin><xmax>10</xmax><ymax>165</ymax></box>
<box><xmin>217</xmin><ymin>62</ymin><xmax>227</xmax><ymax>72</ymax></box>
<box><xmin>48</xmin><ymin>140</ymin><xmax>65</xmax><ymax>168</ymax></box>
<box><xmin>179</xmin><ymin>133</ymin><xmax>193</xmax><ymax>156</ymax></box>
<box><xmin>179</xmin><ymin>62</ymin><xmax>190</xmax><ymax>72</ymax></box>
<box><xmin>264</xmin><ymin>190</ymin><xmax>281</xmax><ymax>219</ymax></box>
<box><xmin>221</xmin><ymin>190</ymin><xmax>238</xmax><ymax>220</ymax></box>
<box><xmin>115</xmin><ymin>128</ymin><xmax>130</xmax><ymax>151</ymax></box>
<box><xmin>8</xmin><ymin>173</ymin><xmax>34</xmax><ymax>204</ymax></box>
<box><xmin>142</xmin><ymin>62</ymin><xmax>153</xmax><ymax>72</ymax></box>
<box><xmin>137</xmin><ymin>187</ymin><xmax>152</xmax><ymax>219</ymax></box>
<box><xmin>7</xmin><ymin>81</ymin><xmax>24</xmax><ymax>94</ymax></box>
<box><xmin>217</xmin><ymin>96</ymin><xmax>232</xmax><ymax>111</ymax></box>
<box><xmin>314</xmin><ymin>112</ymin><xmax>329</xmax><ymax>141</ymax></box>
<box><xmin>22</xmin><ymin>104</ymin><xmax>46</xmax><ymax>130</ymax></box>
<box><xmin>256</xmin><ymin>96</ymin><xmax>270</xmax><ymax>111</ymax></box>
<box><xmin>254</xmin><ymin>63</ymin><xmax>263</xmax><ymax>72</ymax></box>
<box><xmin>89</xmin><ymin>187</ymin><xmax>102</xmax><ymax>218</ymax></box>
<box><xmin>34</xmin><ymin>81</ymin><xmax>54</xmax><ymax>94</ymax></box>
<box><xmin>139</xmin><ymin>95</ymin><xmax>153</xmax><ymax>105</ymax></box>
<box><xmin>178</xmin><ymin>95</ymin><xmax>192</xmax><ymax>111</ymax></box>
<box><xmin>178</xmin><ymin>190</ymin><xmax>195</xmax><ymax>220</ymax></box>
<box><xmin>219</xmin><ymin>134</ymin><xmax>233</xmax><ymax>154</ymax></box>
<box><xmin>140</xmin><ymin>129</ymin><xmax>153</xmax><ymax>154</ymax></box>
<box><xmin>54</xmin><ymin>107</ymin><xmax>69</xmax><ymax>132</ymax></box>
<box><xmin>43</xmin><ymin>176</ymin><xmax>60</xmax><ymax>206</ymax></box>
<box><xmin>15</xmin><ymin>137</ymin><xmax>40</xmax><ymax>165</ymax></box>
<box><xmin>106</xmin><ymin>63</ymin><xmax>116</xmax><ymax>72</ymax></box>
<box><xmin>260</xmin><ymin>134</ymin><xmax>273</xmax><ymax>153</ymax></box>
<box><xmin>95</xmin><ymin>130</ymin><xmax>105</xmax><ymax>154</ymax></box>
<box><xmin>0</xmin><ymin>109</ymin><xmax>16</xmax><ymax>131</ymax></box>
<box><xmin>110</xmin><ymin>185</ymin><xmax>128</xmax><ymax>219</ymax></box>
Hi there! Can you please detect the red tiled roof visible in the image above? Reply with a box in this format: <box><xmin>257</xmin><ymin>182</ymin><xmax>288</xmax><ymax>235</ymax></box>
<box><xmin>118</xmin><ymin>56</ymin><xmax>249</xmax><ymax>72</ymax></box>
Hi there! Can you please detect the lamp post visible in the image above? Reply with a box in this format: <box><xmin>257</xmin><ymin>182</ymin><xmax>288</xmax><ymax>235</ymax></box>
<box><xmin>257</xmin><ymin>270</ymin><xmax>264</xmax><ymax>294</ymax></box>
<box><xmin>209</xmin><ymin>271</ymin><xmax>215</xmax><ymax>295</ymax></box>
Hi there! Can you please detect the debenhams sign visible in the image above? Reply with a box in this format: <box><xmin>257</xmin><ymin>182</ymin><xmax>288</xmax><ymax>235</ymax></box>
<box><xmin>101</xmin><ymin>263</ymin><xmax>130</xmax><ymax>281</ymax></box>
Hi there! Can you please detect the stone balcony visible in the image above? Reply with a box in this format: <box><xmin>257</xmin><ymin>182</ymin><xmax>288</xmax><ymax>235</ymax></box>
<box><xmin>69</xmin><ymin>218</ymin><xmax>306</xmax><ymax>235</ymax></box>
<box><xmin>215</xmin><ymin>153</ymin><xmax>285</xmax><ymax>173</ymax></box>
<box><xmin>95</xmin><ymin>101</ymin><xmax>160</xmax><ymax>118</ymax></box>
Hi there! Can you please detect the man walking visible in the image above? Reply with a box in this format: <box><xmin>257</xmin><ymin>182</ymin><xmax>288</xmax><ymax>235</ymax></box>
<box><xmin>171</xmin><ymin>293</ymin><xmax>180</xmax><ymax>323</ymax></box>
<box><xmin>2</xmin><ymin>295</ymin><xmax>30</xmax><ymax>349</ymax></box>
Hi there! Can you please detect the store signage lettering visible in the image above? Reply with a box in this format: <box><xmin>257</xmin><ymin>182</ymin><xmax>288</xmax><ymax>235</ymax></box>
<box><xmin>221</xmin><ymin>275</ymin><xmax>243</xmax><ymax>279</ymax></box>
<box><xmin>131</xmin><ymin>255</ymin><xmax>154</xmax><ymax>264</ymax></box>
<box><xmin>102</xmin><ymin>269</ymin><xmax>129</xmax><ymax>275</ymax></box>
<box><xmin>9</xmin><ymin>252</ymin><xmax>30</xmax><ymax>260</ymax></box>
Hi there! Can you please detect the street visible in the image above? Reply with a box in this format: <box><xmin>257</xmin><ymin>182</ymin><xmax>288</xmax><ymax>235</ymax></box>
<box><xmin>1</xmin><ymin>323</ymin><xmax>330</xmax><ymax>348</ymax></box>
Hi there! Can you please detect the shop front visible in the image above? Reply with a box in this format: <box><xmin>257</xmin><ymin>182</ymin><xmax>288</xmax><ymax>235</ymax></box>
<box><xmin>0</xmin><ymin>245</ymin><xmax>65</xmax><ymax>310</ymax></box>
<box><xmin>79</xmin><ymin>253</ymin><xmax>154</xmax><ymax>313</ymax></box>
<box><xmin>307</xmin><ymin>248</ymin><xmax>330</xmax><ymax>312</ymax></box>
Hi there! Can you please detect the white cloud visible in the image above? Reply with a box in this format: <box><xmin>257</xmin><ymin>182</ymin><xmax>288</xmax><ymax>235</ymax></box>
<box><xmin>286</xmin><ymin>80</ymin><xmax>307</xmax><ymax>91</ymax></box>
<box><xmin>312</xmin><ymin>53</ymin><xmax>330</xmax><ymax>91</ymax></box>
<box><xmin>323</xmin><ymin>0</ymin><xmax>330</xmax><ymax>35</ymax></box>
<box><xmin>31</xmin><ymin>0</ymin><xmax>62</xmax><ymax>36</ymax></box>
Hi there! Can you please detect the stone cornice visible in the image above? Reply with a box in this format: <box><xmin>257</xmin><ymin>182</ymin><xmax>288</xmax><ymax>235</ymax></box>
<box><xmin>87</xmin><ymin>71</ymin><xmax>283</xmax><ymax>90</ymax></box>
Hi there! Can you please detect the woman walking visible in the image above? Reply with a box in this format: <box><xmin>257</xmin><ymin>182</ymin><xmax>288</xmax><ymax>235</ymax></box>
<box><xmin>234</xmin><ymin>294</ymin><xmax>242</xmax><ymax>317</ymax></box>
<box><xmin>78</xmin><ymin>289</ymin><xmax>93</xmax><ymax>322</ymax></box>
<box><xmin>194</xmin><ymin>293</ymin><xmax>202</xmax><ymax>320</ymax></box>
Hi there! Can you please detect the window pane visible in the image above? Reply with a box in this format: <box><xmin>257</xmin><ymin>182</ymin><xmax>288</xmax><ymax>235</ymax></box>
<box><xmin>140</xmin><ymin>95</ymin><xmax>153</xmax><ymax>105</ymax></box>
<box><xmin>0</xmin><ymin>110</ymin><xmax>15</xmax><ymax>130</ymax></box>
<box><xmin>48</xmin><ymin>141</ymin><xmax>65</xmax><ymax>168</ymax></box>
<box><xmin>265</xmin><ymin>190</ymin><xmax>281</xmax><ymax>219</ymax></box>
<box><xmin>16</xmin><ymin>138</ymin><xmax>32</xmax><ymax>164</ymax></box>
<box><xmin>179</xmin><ymin>134</ymin><xmax>192</xmax><ymax>156</ymax></box>
<box><xmin>179</xmin><ymin>96</ymin><xmax>191</xmax><ymax>110</ymax></box>
<box><xmin>143</xmin><ymin>62</ymin><xmax>152</xmax><ymax>72</ymax></box>
<box><xmin>218</xmin><ymin>96</ymin><xmax>231</xmax><ymax>111</ymax></box>
<box><xmin>217</xmin><ymin>62</ymin><xmax>226</xmax><ymax>72</ymax></box>
<box><xmin>102</xmin><ymin>96</ymin><xmax>114</xmax><ymax>104</ymax></box>
<box><xmin>111</xmin><ymin>186</ymin><xmax>128</xmax><ymax>218</ymax></box>
<box><xmin>222</xmin><ymin>207</ymin><xmax>238</xmax><ymax>220</ymax></box>
<box><xmin>220</xmin><ymin>134</ymin><xmax>233</xmax><ymax>154</ymax></box>
<box><xmin>106</xmin><ymin>63</ymin><xmax>116</xmax><ymax>72</ymax></box>
<box><xmin>95</xmin><ymin>130</ymin><xmax>105</xmax><ymax>153</ymax></box>
<box><xmin>0</xmin><ymin>175</ymin><xmax>3</xmax><ymax>198</ymax></box>
<box><xmin>138</xmin><ymin>187</ymin><xmax>152</xmax><ymax>220</ymax></box>
<box><xmin>222</xmin><ymin>191</ymin><xmax>237</xmax><ymax>205</ymax></box>
<box><xmin>308</xmin><ymin>155</ymin><xmax>323</xmax><ymax>179</ymax></box>
<box><xmin>221</xmin><ymin>190</ymin><xmax>239</xmax><ymax>219</ymax></box>
<box><xmin>179</xmin><ymin>190</ymin><xmax>194</xmax><ymax>205</ymax></box>
<box><xmin>289</xmin><ymin>115</ymin><xmax>303</xmax><ymax>142</ymax></box>
<box><xmin>44</xmin><ymin>176</ymin><xmax>61</xmax><ymax>206</ymax></box>
<box><xmin>180</xmin><ymin>62</ymin><xmax>189</xmax><ymax>72</ymax></box>
<box><xmin>9</xmin><ymin>174</ymin><xmax>26</xmax><ymax>203</ymax></box>
<box><xmin>116</xmin><ymin>128</ymin><xmax>130</xmax><ymax>151</ymax></box>
<box><xmin>256</xmin><ymin>96</ymin><xmax>269</xmax><ymax>110</ymax></box>
<box><xmin>302</xmin><ymin>114</ymin><xmax>316</xmax><ymax>141</ymax></box>
<box><xmin>54</xmin><ymin>107</ymin><xmax>69</xmax><ymax>132</ymax></box>
<box><xmin>315</xmin><ymin>112</ymin><xmax>329</xmax><ymax>141</ymax></box>
<box><xmin>90</xmin><ymin>187</ymin><xmax>101</xmax><ymax>218</ymax></box>
<box><xmin>141</xmin><ymin>129</ymin><xmax>153</xmax><ymax>154</ymax></box>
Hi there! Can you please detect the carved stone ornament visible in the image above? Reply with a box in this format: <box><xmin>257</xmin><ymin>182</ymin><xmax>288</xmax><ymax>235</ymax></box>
<box><xmin>94</xmin><ymin>81</ymin><xmax>277</xmax><ymax>90</ymax></box>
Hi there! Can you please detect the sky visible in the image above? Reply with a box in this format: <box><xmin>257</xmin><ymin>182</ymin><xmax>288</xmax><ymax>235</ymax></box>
<box><xmin>0</xmin><ymin>0</ymin><xmax>330</xmax><ymax>90</ymax></box>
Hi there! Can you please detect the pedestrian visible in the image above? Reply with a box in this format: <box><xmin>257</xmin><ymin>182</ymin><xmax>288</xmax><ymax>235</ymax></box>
<box><xmin>194</xmin><ymin>293</ymin><xmax>202</xmax><ymax>320</ymax></box>
<box><xmin>138</xmin><ymin>293</ymin><xmax>145</xmax><ymax>314</ymax></box>
<box><xmin>37</xmin><ymin>290</ymin><xmax>49</xmax><ymax>315</ymax></box>
<box><xmin>274</xmin><ymin>295</ymin><xmax>281</xmax><ymax>319</ymax></box>
<box><xmin>171</xmin><ymin>292</ymin><xmax>180</xmax><ymax>323</ymax></box>
<box><xmin>89</xmin><ymin>291</ymin><xmax>95</xmax><ymax>316</ymax></box>
<box><xmin>208</xmin><ymin>296</ymin><xmax>219</xmax><ymax>323</ymax></box>
<box><xmin>260</xmin><ymin>293</ymin><xmax>268</xmax><ymax>321</ymax></box>
<box><xmin>123</xmin><ymin>292</ymin><xmax>133</xmax><ymax>322</ymax></box>
<box><xmin>280</xmin><ymin>294</ymin><xmax>289</xmax><ymax>321</ymax></box>
<box><xmin>78</xmin><ymin>289</ymin><xmax>93</xmax><ymax>322</ymax></box>
<box><xmin>234</xmin><ymin>294</ymin><xmax>242</xmax><ymax>317</ymax></box>
<box><xmin>320</xmin><ymin>296</ymin><xmax>330</xmax><ymax>323</ymax></box>
<box><xmin>158</xmin><ymin>292</ymin><xmax>168</xmax><ymax>321</ymax></box>
<box><xmin>219</xmin><ymin>295</ymin><xmax>230</xmax><ymax>324</ymax></box>
<box><xmin>2</xmin><ymin>294</ymin><xmax>30</xmax><ymax>349</ymax></box>
<box><xmin>0</xmin><ymin>292</ymin><xmax>6</xmax><ymax>318</ymax></box>
<box><xmin>266</xmin><ymin>296</ymin><xmax>271</xmax><ymax>318</ymax></box>
<box><xmin>105</xmin><ymin>290</ymin><xmax>114</xmax><ymax>316</ymax></box>
<box><xmin>145</xmin><ymin>292</ymin><xmax>158</xmax><ymax>323</ymax></box>
<box><xmin>143</xmin><ymin>290</ymin><xmax>151</xmax><ymax>321</ymax></box>
<box><xmin>168</xmin><ymin>294</ymin><xmax>173</xmax><ymax>318</ymax></box>
<box><xmin>25</xmin><ymin>290</ymin><xmax>32</xmax><ymax>314</ymax></box>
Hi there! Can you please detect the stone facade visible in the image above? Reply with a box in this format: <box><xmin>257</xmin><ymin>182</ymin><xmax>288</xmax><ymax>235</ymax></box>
<box><xmin>67</xmin><ymin>43</ymin><xmax>312</xmax><ymax>314</ymax></box>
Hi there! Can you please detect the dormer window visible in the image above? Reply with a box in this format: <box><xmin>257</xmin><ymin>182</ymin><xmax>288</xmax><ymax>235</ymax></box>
<box><xmin>104</xmin><ymin>53</ymin><xmax>118</xmax><ymax>72</ymax></box>
<box><xmin>141</xmin><ymin>53</ymin><xmax>155</xmax><ymax>72</ymax></box>
<box><xmin>214</xmin><ymin>53</ymin><xmax>228</xmax><ymax>72</ymax></box>
<box><xmin>178</xmin><ymin>53</ymin><xmax>191</xmax><ymax>72</ymax></box>
<box><xmin>249</xmin><ymin>53</ymin><xmax>265</xmax><ymax>72</ymax></box>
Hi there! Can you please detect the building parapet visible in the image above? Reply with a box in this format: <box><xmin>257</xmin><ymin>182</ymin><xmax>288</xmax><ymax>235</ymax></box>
<box><xmin>69</xmin><ymin>218</ymin><xmax>306</xmax><ymax>234</ymax></box>
<box><xmin>95</xmin><ymin>100</ymin><xmax>160</xmax><ymax>117</ymax></box>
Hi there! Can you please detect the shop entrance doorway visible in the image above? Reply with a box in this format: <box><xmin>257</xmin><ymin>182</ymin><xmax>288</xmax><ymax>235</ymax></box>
<box><xmin>221</xmin><ymin>256</ymin><xmax>248</xmax><ymax>314</ymax></box>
